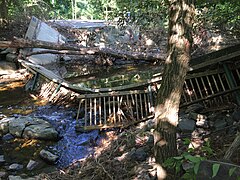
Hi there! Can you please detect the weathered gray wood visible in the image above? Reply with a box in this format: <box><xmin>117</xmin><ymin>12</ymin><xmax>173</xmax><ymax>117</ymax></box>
<box><xmin>77</xmin><ymin>89</ymin><xmax>150</xmax><ymax>99</ymax></box>
<box><xmin>99</xmin><ymin>97</ymin><xmax>102</xmax><ymax>125</ymax></box>
<box><xmin>20</xmin><ymin>59</ymin><xmax>95</xmax><ymax>93</ymax></box>
<box><xmin>191</xmin><ymin>50</ymin><xmax>240</xmax><ymax>70</ymax></box>
<box><xmin>224</xmin><ymin>132</ymin><xmax>240</xmax><ymax>160</ymax></box>
<box><xmin>27</xmin><ymin>49</ymin><xmax>97</xmax><ymax>56</ymax></box>
<box><xmin>180</xmin><ymin>86</ymin><xmax>240</xmax><ymax>107</ymax></box>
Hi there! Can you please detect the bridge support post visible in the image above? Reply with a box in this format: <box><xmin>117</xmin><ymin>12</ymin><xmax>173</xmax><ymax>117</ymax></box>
<box><xmin>31</xmin><ymin>72</ymin><xmax>39</xmax><ymax>91</ymax></box>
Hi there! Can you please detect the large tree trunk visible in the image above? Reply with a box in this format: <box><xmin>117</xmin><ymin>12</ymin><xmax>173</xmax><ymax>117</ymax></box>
<box><xmin>154</xmin><ymin>0</ymin><xmax>195</xmax><ymax>173</ymax></box>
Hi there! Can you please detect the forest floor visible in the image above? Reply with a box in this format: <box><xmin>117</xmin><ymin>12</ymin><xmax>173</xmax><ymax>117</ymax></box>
<box><xmin>1</xmin><ymin>20</ymin><xmax>240</xmax><ymax>179</ymax></box>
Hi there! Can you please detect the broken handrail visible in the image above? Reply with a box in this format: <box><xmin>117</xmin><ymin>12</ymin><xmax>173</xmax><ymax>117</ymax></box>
<box><xmin>18</xmin><ymin>59</ymin><xmax>162</xmax><ymax>93</ymax></box>
<box><xmin>19</xmin><ymin>59</ymin><xmax>95</xmax><ymax>93</ymax></box>
<box><xmin>189</xmin><ymin>43</ymin><xmax>240</xmax><ymax>71</ymax></box>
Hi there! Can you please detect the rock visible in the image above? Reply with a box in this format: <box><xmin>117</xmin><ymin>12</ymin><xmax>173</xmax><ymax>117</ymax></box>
<box><xmin>39</xmin><ymin>149</ymin><xmax>59</xmax><ymax>164</ymax></box>
<box><xmin>8</xmin><ymin>116</ymin><xmax>28</xmax><ymax>137</ymax></box>
<box><xmin>8</xmin><ymin>116</ymin><xmax>59</xmax><ymax>140</ymax></box>
<box><xmin>188</xmin><ymin>112</ymin><xmax>209</xmax><ymax>128</ymax></box>
<box><xmin>0</xmin><ymin>48</ymin><xmax>17</xmax><ymax>54</ymax></box>
<box><xmin>146</xmin><ymin>134</ymin><xmax>154</xmax><ymax>148</ymax></box>
<box><xmin>0</xmin><ymin>117</ymin><xmax>13</xmax><ymax>135</ymax></box>
<box><xmin>0</xmin><ymin>155</ymin><xmax>5</xmax><ymax>164</ymax></box>
<box><xmin>8</xmin><ymin>163</ymin><xmax>23</xmax><ymax>171</ymax></box>
<box><xmin>196</xmin><ymin>120</ymin><xmax>209</xmax><ymax>128</ymax></box>
<box><xmin>188</xmin><ymin>112</ymin><xmax>207</xmax><ymax>121</ymax></box>
<box><xmin>26</xmin><ymin>160</ymin><xmax>39</xmax><ymax>171</ymax></box>
<box><xmin>62</xmin><ymin>55</ymin><xmax>71</xmax><ymax>61</ymax></box>
<box><xmin>8</xmin><ymin>176</ymin><xmax>22</xmax><ymax>180</ymax></box>
<box><xmin>213</xmin><ymin>118</ymin><xmax>227</xmax><ymax>130</ymax></box>
<box><xmin>129</xmin><ymin>147</ymin><xmax>148</xmax><ymax>162</ymax></box>
<box><xmin>0</xmin><ymin>171</ymin><xmax>7</xmax><ymax>179</ymax></box>
<box><xmin>8</xmin><ymin>175</ymin><xmax>36</xmax><ymax>180</ymax></box>
<box><xmin>185</xmin><ymin>104</ymin><xmax>204</xmax><ymax>113</ymax></box>
<box><xmin>23</xmin><ymin>123</ymin><xmax>59</xmax><ymax>140</ymax></box>
<box><xmin>2</xmin><ymin>133</ymin><xmax>14</xmax><ymax>141</ymax></box>
<box><xmin>197</xmin><ymin>160</ymin><xmax>240</xmax><ymax>179</ymax></box>
<box><xmin>6</xmin><ymin>53</ymin><xmax>18</xmax><ymax>62</ymax></box>
<box><xmin>232</xmin><ymin>106</ymin><xmax>240</xmax><ymax>122</ymax></box>
<box><xmin>178</xmin><ymin>115</ymin><xmax>196</xmax><ymax>132</ymax></box>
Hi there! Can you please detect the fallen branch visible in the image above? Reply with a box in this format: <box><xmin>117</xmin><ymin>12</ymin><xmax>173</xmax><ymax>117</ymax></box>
<box><xmin>95</xmin><ymin>158</ymin><xmax>113</xmax><ymax>180</ymax></box>
<box><xmin>223</xmin><ymin>132</ymin><xmax>240</xmax><ymax>161</ymax></box>
<box><xmin>0</xmin><ymin>37</ymin><xmax>165</xmax><ymax>61</ymax></box>
<box><xmin>26</xmin><ymin>49</ymin><xmax>96</xmax><ymax>56</ymax></box>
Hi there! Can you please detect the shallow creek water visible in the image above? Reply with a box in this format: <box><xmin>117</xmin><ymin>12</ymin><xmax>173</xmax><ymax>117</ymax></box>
<box><xmin>0</xmin><ymin>61</ymin><xmax>163</xmax><ymax>176</ymax></box>
<box><xmin>0</xmin><ymin>77</ymin><xmax>98</xmax><ymax>176</ymax></box>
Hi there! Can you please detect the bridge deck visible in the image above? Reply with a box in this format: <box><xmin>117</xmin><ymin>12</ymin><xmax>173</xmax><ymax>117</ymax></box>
<box><xmin>19</xmin><ymin>44</ymin><xmax>240</xmax><ymax>130</ymax></box>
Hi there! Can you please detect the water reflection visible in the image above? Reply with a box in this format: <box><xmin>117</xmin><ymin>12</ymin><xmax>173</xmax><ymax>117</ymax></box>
<box><xmin>69</xmin><ymin>65</ymin><xmax>162</xmax><ymax>89</ymax></box>
<box><xmin>45</xmin><ymin>61</ymin><xmax>163</xmax><ymax>89</ymax></box>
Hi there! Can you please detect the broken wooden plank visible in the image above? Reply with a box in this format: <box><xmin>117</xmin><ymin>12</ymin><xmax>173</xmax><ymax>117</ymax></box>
<box><xmin>19</xmin><ymin>59</ymin><xmax>95</xmax><ymax>93</ymax></box>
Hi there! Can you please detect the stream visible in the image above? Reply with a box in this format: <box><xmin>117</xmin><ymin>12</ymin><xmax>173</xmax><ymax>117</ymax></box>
<box><xmin>0</xmin><ymin>59</ymin><xmax>163</xmax><ymax>177</ymax></box>
<box><xmin>0</xmin><ymin>78</ymin><xmax>99</xmax><ymax>176</ymax></box>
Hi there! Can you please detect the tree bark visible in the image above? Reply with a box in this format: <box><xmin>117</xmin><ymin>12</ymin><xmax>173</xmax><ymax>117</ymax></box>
<box><xmin>154</xmin><ymin>0</ymin><xmax>195</xmax><ymax>168</ymax></box>
<box><xmin>0</xmin><ymin>0</ymin><xmax>8</xmax><ymax>23</ymax></box>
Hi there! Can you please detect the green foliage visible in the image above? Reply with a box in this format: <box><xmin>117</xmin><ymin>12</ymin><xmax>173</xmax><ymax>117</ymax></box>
<box><xmin>195</xmin><ymin>0</ymin><xmax>240</xmax><ymax>33</ymax></box>
<box><xmin>163</xmin><ymin>138</ymin><xmax>216</xmax><ymax>179</ymax></box>
<box><xmin>1</xmin><ymin>0</ymin><xmax>240</xmax><ymax>38</ymax></box>
<box><xmin>0</xmin><ymin>0</ymin><xmax>53</xmax><ymax>23</ymax></box>
<box><xmin>52</xmin><ymin>0</ymin><xmax>72</xmax><ymax>19</ymax></box>
<box><xmin>201</xmin><ymin>139</ymin><xmax>214</xmax><ymax>156</ymax></box>
<box><xmin>112</xmin><ymin>0</ymin><xmax>168</xmax><ymax>29</ymax></box>
<box><xmin>212</xmin><ymin>163</ymin><xmax>220</xmax><ymax>178</ymax></box>
<box><xmin>229</xmin><ymin>167</ymin><xmax>236</xmax><ymax>177</ymax></box>
<box><xmin>163</xmin><ymin>152</ymin><xmax>205</xmax><ymax>179</ymax></box>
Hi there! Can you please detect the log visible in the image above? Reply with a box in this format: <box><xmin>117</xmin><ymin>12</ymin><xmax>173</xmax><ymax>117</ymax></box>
<box><xmin>0</xmin><ymin>38</ymin><xmax>165</xmax><ymax>61</ymax></box>
<box><xmin>0</xmin><ymin>37</ymin><xmax>99</xmax><ymax>53</ymax></box>
<box><xmin>26</xmin><ymin>49</ymin><xmax>96</xmax><ymax>56</ymax></box>
<box><xmin>223</xmin><ymin>132</ymin><xmax>240</xmax><ymax>161</ymax></box>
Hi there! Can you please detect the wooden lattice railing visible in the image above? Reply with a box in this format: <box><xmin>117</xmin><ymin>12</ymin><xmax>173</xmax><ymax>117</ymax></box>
<box><xmin>76</xmin><ymin>88</ymin><xmax>156</xmax><ymax>130</ymax></box>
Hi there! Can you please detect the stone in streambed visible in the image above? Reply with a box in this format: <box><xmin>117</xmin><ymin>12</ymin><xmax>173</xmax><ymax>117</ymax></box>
<box><xmin>0</xmin><ymin>116</ymin><xmax>59</xmax><ymax>140</ymax></box>
<box><xmin>39</xmin><ymin>149</ymin><xmax>59</xmax><ymax>164</ymax></box>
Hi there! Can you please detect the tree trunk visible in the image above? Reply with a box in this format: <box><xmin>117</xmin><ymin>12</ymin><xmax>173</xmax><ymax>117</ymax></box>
<box><xmin>0</xmin><ymin>0</ymin><xmax>8</xmax><ymax>23</ymax></box>
<box><xmin>154</xmin><ymin>0</ymin><xmax>195</xmax><ymax>169</ymax></box>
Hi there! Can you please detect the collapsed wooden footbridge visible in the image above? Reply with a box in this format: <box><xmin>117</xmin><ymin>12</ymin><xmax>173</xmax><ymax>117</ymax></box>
<box><xmin>18</xmin><ymin>43</ymin><xmax>240</xmax><ymax>131</ymax></box>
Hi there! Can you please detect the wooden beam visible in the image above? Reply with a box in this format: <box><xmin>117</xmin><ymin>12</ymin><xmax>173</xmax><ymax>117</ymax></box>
<box><xmin>190</xmin><ymin>50</ymin><xmax>240</xmax><ymax>71</ymax></box>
